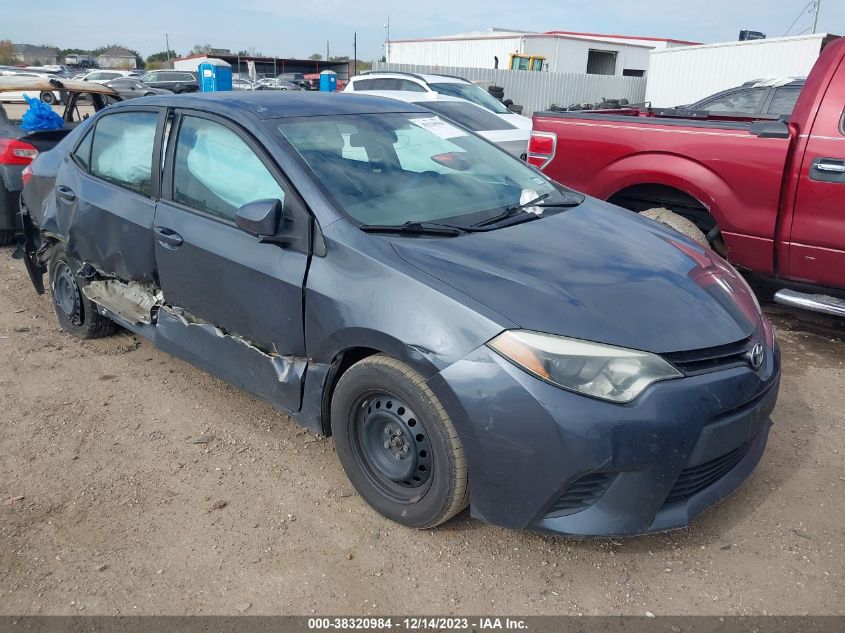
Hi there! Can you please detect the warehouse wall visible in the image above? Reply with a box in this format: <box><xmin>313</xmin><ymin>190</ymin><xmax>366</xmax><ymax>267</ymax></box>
<box><xmin>522</xmin><ymin>37</ymin><xmax>651</xmax><ymax>76</ymax></box>
<box><xmin>645</xmin><ymin>34</ymin><xmax>828</xmax><ymax>107</ymax></box>
<box><xmin>371</xmin><ymin>62</ymin><xmax>647</xmax><ymax>115</ymax></box>
<box><xmin>387</xmin><ymin>37</ymin><xmax>523</xmax><ymax>69</ymax></box>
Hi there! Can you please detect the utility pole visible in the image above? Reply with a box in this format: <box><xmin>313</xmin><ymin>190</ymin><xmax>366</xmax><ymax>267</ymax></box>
<box><xmin>385</xmin><ymin>17</ymin><xmax>390</xmax><ymax>62</ymax></box>
<box><xmin>327</xmin><ymin>40</ymin><xmax>330</xmax><ymax>61</ymax></box>
<box><xmin>353</xmin><ymin>32</ymin><xmax>357</xmax><ymax>75</ymax></box>
<box><xmin>812</xmin><ymin>0</ymin><xmax>822</xmax><ymax>33</ymax></box>
<box><xmin>165</xmin><ymin>33</ymin><xmax>171</xmax><ymax>66</ymax></box>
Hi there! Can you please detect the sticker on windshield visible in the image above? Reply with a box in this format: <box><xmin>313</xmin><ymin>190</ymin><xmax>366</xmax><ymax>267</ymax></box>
<box><xmin>411</xmin><ymin>117</ymin><xmax>467</xmax><ymax>139</ymax></box>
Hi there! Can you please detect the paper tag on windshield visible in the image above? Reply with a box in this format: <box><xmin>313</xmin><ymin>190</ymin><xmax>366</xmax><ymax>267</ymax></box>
<box><xmin>411</xmin><ymin>117</ymin><xmax>466</xmax><ymax>139</ymax></box>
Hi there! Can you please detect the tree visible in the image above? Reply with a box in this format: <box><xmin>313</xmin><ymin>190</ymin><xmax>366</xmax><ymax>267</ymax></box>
<box><xmin>190</xmin><ymin>44</ymin><xmax>215</xmax><ymax>55</ymax></box>
<box><xmin>146</xmin><ymin>50</ymin><xmax>177</xmax><ymax>64</ymax></box>
<box><xmin>328</xmin><ymin>55</ymin><xmax>349</xmax><ymax>62</ymax></box>
<box><xmin>308</xmin><ymin>53</ymin><xmax>323</xmax><ymax>61</ymax></box>
<box><xmin>0</xmin><ymin>40</ymin><xmax>14</xmax><ymax>65</ymax></box>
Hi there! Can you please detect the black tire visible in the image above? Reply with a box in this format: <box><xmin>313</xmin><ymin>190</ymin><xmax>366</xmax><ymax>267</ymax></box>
<box><xmin>331</xmin><ymin>354</ymin><xmax>469</xmax><ymax>529</ymax></box>
<box><xmin>48</xmin><ymin>243</ymin><xmax>116</xmax><ymax>339</ymax></box>
<box><xmin>0</xmin><ymin>230</ymin><xmax>14</xmax><ymax>246</ymax></box>
<box><xmin>144</xmin><ymin>92</ymin><xmax>154</xmax><ymax>97</ymax></box>
<box><xmin>39</xmin><ymin>91</ymin><xmax>56</xmax><ymax>105</ymax></box>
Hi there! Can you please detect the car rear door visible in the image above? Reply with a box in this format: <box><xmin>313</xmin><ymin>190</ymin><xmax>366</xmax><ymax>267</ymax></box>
<box><xmin>153</xmin><ymin>110</ymin><xmax>310</xmax><ymax>413</ymax></box>
<box><xmin>54</xmin><ymin>106</ymin><xmax>164</xmax><ymax>281</ymax></box>
<box><xmin>786</xmin><ymin>67</ymin><xmax>845</xmax><ymax>289</ymax></box>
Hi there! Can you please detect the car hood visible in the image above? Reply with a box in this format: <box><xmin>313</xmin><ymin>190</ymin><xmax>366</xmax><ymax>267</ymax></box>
<box><xmin>391</xmin><ymin>200</ymin><xmax>760</xmax><ymax>354</ymax></box>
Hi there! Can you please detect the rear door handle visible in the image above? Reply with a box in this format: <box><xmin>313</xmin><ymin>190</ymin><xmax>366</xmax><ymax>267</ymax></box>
<box><xmin>56</xmin><ymin>185</ymin><xmax>76</xmax><ymax>202</ymax></box>
<box><xmin>154</xmin><ymin>226</ymin><xmax>183</xmax><ymax>248</ymax></box>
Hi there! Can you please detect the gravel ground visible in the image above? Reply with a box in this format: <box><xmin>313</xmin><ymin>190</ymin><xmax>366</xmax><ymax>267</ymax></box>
<box><xmin>0</xmin><ymin>244</ymin><xmax>843</xmax><ymax>616</ymax></box>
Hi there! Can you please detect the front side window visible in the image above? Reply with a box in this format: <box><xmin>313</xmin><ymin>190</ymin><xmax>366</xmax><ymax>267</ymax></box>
<box><xmin>274</xmin><ymin>113</ymin><xmax>563</xmax><ymax>227</ymax></box>
<box><xmin>173</xmin><ymin>116</ymin><xmax>285</xmax><ymax>221</ymax></box>
<box><xmin>428</xmin><ymin>82</ymin><xmax>510</xmax><ymax>114</ymax></box>
<box><xmin>399</xmin><ymin>80</ymin><xmax>426</xmax><ymax>92</ymax></box>
<box><xmin>90</xmin><ymin>111</ymin><xmax>158</xmax><ymax>196</ymax></box>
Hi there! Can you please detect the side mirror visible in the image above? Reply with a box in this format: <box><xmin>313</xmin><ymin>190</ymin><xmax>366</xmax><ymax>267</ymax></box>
<box><xmin>236</xmin><ymin>198</ymin><xmax>283</xmax><ymax>241</ymax></box>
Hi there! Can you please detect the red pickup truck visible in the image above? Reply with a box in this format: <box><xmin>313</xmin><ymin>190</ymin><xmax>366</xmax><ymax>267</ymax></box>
<box><xmin>529</xmin><ymin>36</ymin><xmax>845</xmax><ymax>317</ymax></box>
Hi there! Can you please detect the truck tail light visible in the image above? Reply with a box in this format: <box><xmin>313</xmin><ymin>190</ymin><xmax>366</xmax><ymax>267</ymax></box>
<box><xmin>22</xmin><ymin>164</ymin><xmax>33</xmax><ymax>187</ymax></box>
<box><xmin>0</xmin><ymin>138</ymin><xmax>39</xmax><ymax>166</ymax></box>
<box><xmin>526</xmin><ymin>132</ymin><xmax>556</xmax><ymax>170</ymax></box>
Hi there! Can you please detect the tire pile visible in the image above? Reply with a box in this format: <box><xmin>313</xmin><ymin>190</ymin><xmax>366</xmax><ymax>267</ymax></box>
<box><xmin>487</xmin><ymin>85</ymin><xmax>523</xmax><ymax>114</ymax></box>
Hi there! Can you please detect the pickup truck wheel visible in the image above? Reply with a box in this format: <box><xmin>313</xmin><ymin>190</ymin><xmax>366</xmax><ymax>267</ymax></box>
<box><xmin>331</xmin><ymin>354</ymin><xmax>469</xmax><ymax>529</ymax></box>
<box><xmin>640</xmin><ymin>207</ymin><xmax>709</xmax><ymax>248</ymax></box>
<box><xmin>48</xmin><ymin>244</ymin><xmax>116</xmax><ymax>339</ymax></box>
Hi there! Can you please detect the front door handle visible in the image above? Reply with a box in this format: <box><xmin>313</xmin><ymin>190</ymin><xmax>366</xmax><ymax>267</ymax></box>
<box><xmin>56</xmin><ymin>185</ymin><xmax>76</xmax><ymax>202</ymax></box>
<box><xmin>154</xmin><ymin>226</ymin><xmax>183</xmax><ymax>248</ymax></box>
<box><xmin>813</xmin><ymin>158</ymin><xmax>845</xmax><ymax>173</ymax></box>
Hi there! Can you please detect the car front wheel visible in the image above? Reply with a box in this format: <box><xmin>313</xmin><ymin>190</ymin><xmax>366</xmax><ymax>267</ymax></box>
<box><xmin>48</xmin><ymin>243</ymin><xmax>116</xmax><ymax>339</ymax></box>
<box><xmin>331</xmin><ymin>354</ymin><xmax>469</xmax><ymax>528</ymax></box>
<box><xmin>39</xmin><ymin>91</ymin><xmax>56</xmax><ymax>105</ymax></box>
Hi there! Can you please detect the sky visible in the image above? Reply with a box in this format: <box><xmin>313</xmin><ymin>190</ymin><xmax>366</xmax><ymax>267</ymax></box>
<box><xmin>3</xmin><ymin>0</ymin><xmax>845</xmax><ymax>61</ymax></box>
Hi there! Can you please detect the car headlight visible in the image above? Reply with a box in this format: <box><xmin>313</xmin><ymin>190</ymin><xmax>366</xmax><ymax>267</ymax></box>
<box><xmin>488</xmin><ymin>330</ymin><xmax>682</xmax><ymax>403</ymax></box>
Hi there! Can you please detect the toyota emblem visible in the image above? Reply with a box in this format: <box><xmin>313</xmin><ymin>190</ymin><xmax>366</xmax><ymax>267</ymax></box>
<box><xmin>749</xmin><ymin>343</ymin><xmax>765</xmax><ymax>369</ymax></box>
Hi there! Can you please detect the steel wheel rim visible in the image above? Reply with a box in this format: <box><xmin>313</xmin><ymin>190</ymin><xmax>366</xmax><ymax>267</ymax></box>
<box><xmin>53</xmin><ymin>261</ymin><xmax>82</xmax><ymax>325</ymax></box>
<box><xmin>351</xmin><ymin>390</ymin><xmax>433</xmax><ymax>503</ymax></box>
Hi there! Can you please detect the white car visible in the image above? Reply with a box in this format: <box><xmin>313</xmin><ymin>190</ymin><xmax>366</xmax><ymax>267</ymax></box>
<box><xmin>344</xmin><ymin>71</ymin><xmax>531</xmax><ymax>132</ymax></box>
<box><xmin>348</xmin><ymin>90</ymin><xmax>530</xmax><ymax>159</ymax></box>
<box><xmin>0</xmin><ymin>71</ymin><xmax>62</xmax><ymax>104</ymax></box>
<box><xmin>80</xmin><ymin>70</ymin><xmax>136</xmax><ymax>84</ymax></box>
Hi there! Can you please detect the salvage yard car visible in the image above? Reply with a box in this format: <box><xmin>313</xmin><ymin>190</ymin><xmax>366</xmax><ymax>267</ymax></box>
<box><xmin>0</xmin><ymin>75</ymin><xmax>120</xmax><ymax>245</ymax></box>
<box><xmin>19</xmin><ymin>92</ymin><xmax>780</xmax><ymax>536</ymax></box>
<box><xmin>529</xmin><ymin>36</ymin><xmax>845</xmax><ymax>317</ymax></box>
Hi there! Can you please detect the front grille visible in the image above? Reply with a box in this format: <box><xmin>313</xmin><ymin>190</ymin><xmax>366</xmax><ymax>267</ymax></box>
<box><xmin>545</xmin><ymin>472</ymin><xmax>613</xmax><ymax>517</ymax></box>
<box><xmin>665</xmin><ymin>442</ymin><xmax>751</xmax><ymax>503</ymax></box>
<box><xmin>662</xmin><ymin>337</ymin><xmax>753</xmax><ymax>375</ymax></box>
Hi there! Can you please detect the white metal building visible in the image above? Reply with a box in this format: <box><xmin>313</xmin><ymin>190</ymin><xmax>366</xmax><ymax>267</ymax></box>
<box><xmin>645</xmin><ymin>33</ymin><xmax>839</xmax><ymax>107</ymax></box>
<box><xmin>386</xmin><ymin>29</ymin><xmax>700</xmax><ymax>77</ymax></box>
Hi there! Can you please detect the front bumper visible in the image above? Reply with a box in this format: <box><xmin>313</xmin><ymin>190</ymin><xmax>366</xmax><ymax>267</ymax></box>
<box><xmin>429</xmin><ymin>341</ymin><xmax>780</xmax><ymax>536</ymax></box>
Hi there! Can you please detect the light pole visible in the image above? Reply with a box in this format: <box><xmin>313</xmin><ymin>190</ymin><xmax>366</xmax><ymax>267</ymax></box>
<box><xmin>384</xmin><ymin>17</ymin><xmax>390</xmax><ymax>63</ymax></box>
<box><xmin>812</xmin><ymin>0</ymin><xmax>822</xmax><ymax>33</ymax></box>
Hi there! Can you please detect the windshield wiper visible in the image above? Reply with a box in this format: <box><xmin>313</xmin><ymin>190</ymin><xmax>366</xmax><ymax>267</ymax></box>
<box><xmin>472</xmin><ymin>193</ymin><xmax>583</xmax><ymax>229</ymax></box>
<box><xmin>358</xmin><ymin>220</ymin><xmax>463</xmax><ymax>236</ymax></box>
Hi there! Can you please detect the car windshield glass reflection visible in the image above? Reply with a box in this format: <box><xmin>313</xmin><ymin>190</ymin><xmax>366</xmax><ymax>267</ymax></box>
<box><xmin>273</xmin><ymin>112</ymin><xmax>559</xmax><ymax>227</ymax></box>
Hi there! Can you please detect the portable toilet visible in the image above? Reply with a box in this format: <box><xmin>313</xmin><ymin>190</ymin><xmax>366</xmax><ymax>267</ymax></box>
<box><xmin>198</xmin><ymin>58</ymin><xmax>233</xmax><ymax>92</ymax></box>
<box><xmin>319</xmin><ymin>70</ymin><xmax>337</xmax><ymax>92</ymax></box>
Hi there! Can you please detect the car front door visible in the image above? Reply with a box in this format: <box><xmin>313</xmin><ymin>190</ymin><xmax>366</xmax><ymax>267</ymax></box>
<box><xmin>153</xmin><ymin>110</ymin><xmax>311</xmax><ymax>412</ymax></box>
<box><xmin>787</xmin><ymin>73</ymin><xmax>845</xmax><ymax>289</ymax></box>
<box><xmin>56</xmin><ymin>107</ymin><xmax>163</xmax><ymax>281</ymax></box>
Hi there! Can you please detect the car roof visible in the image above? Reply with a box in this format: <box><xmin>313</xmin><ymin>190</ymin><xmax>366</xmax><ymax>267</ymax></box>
<box><xmin>111</xmin><ymin>91</ymin><xmax>428</xmax><ymax>120</ymax></box>
<box><xmin>355</xmin><ymin>71</ymin><xmax>468</xmax><ymax>85</ymax></box>
<box><xmin>348</xmin><ymin>90</ymin><xmax>468</xmax><ymax>104</ymax></box>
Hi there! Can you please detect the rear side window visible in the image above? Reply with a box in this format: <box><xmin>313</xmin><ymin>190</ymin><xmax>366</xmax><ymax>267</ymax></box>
<box><xmin>370</xmin><ymin>78</ymin><xmax>401</xmax><ymax>90</ymax></box>
<box><xmin>352</xmin><ymin>78</ymin><xmax>375</xmax><ymax>90</ymax></box>
<box><xmin>90</xmin><ymin>111</ymin><xmax>158</xmax><ymax>196</ymax></box>
<box><xmin>767</xmin><ymin>87</ymin><xmax>801</xmax><ymax>117</ymax></box>
<box><xmin>73</xmin><ymin>127</ymin><xmax>94</xmax><ymax>170</ymax></box>
<box><xmin>699</xmin><ymin>88</ymin><xmax>767</xmax><ymax>113</ymax></box>
<box><xmin>399</xmin><ymin>80</ymin><xmax>426</xmax><ymax>92</ymax></box>
<box><xmin>172</xmin><ymin>116</ymin><xmax>285</xmax><ymax>221</ymax></box>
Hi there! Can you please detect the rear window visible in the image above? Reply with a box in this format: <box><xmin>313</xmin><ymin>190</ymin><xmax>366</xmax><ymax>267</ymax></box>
<box><xmin>420</xmin><ymin>101</ymin><xmax>515</xmax><ymax>131</ymax></box>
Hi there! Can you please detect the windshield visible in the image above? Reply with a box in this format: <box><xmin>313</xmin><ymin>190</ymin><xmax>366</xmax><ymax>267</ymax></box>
<box><xmin>272</xmin><ymin>112</ymin><xmax>563</xmax><ymax>228</ymax></box>
<box><xmin>428</xmin><ymin>82</ymin><xmax>511</xmax><ymax>115</ymax></box>
<box><xmin>419</xmin><ymin>101</ymin><xmax>515</xmax><ymax>131</ymax></box>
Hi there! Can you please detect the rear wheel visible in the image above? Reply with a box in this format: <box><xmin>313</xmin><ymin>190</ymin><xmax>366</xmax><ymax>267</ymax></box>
<box><xmin>48</xmin><ymin>244</ymin><xmax>116</xmax><ymax>339</ymax></box>
<box><xmin>331</xmin><ymin>354</ymin><xmax>469</xmax><ymax>528</ymax></box>
<box><xmin>39</xmin><ymin>91</ymin><xmax>56</xmax><ymax>105</ymax></box>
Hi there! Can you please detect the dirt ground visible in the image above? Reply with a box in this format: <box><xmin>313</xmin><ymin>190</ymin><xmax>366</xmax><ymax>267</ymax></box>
<box><xmin>0</xmin><ymin>243</ymin><xmax>843</xmax><ymax>616</ymax></box>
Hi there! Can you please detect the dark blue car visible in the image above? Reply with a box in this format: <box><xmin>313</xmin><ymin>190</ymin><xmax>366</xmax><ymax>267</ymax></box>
<box><xmin>19</xmin><ymin>92</ymin><xmax>780</xmax><ymax>536</ymax></box>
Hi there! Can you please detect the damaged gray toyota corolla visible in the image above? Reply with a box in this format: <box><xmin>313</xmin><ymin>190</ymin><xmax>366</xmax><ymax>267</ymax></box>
<box><xmin>20</xmin><ymin>92</ymin><xmax>780</xmax><ymax>537</ymax></box>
